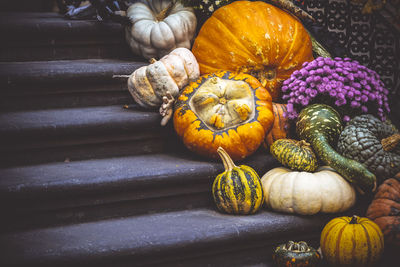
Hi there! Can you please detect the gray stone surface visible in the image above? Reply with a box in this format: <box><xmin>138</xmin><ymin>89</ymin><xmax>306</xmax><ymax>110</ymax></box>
<box><xmin>0</xmin><ymin>208</ymin><xmax>332</xmax><ymax>267</ymax></box>
<box><xmin>0</xmin><ymin>151</ymin><xmax>278</xmax><ymax>227</ymax></box>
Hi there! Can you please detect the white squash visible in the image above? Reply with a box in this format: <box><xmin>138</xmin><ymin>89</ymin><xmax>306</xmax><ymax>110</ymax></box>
<box><xmin>261</xmin><ymin>166</ymin><xmax>356</xmax><ymax>215</ymax></box>
<box><xmin>125</xmin><ymin>0</ymin><xmax>197</xmax><ymax>59</ymax></box>
<box><xmin>127</xmin><ymin>47</ymin><xmax>200</xmax><ymax>125</ymax></box>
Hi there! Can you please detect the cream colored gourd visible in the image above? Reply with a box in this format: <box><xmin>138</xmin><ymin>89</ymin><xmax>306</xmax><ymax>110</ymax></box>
<box><xmin>261</xmin><ymin>166</ymin><xmax>356</xmax><ymax>215</ymax></box>
<box><xmin>127</xmin><ymin>47</ymin><xmax>200</xmax><ymax>125</ymax></box>
<box><xmin>125</xmin><ymin>0</ymin><xmax>197</xmax><ymax>59</ymax></box>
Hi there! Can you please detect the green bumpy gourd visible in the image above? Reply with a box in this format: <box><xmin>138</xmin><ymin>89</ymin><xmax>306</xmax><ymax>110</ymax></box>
<box><xmin>272</xmin><ymin>241</ymin><xmax>321</xmax><ymax>267</ymax></box>
<box><xmin>270</xmin><ymin>139</ymin><xmax>318</xmax><ymax>172</ymax></box>
<box><xmin>212</xmin><ymin>147</ymin><xmax>264</xmax><ymax>215</ymax></box>
<box><xmin>296</xmin><ymin>104</ymin><xmax>376</xmax><ymax>193</ymax></box>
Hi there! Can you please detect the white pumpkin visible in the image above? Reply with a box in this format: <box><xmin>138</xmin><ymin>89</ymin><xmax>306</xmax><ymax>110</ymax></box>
<box><xmin>125</xmin><ymin>0</ymin><xmax>197</xmax><ymax>59</ymax></box>
<box><xmin>261</xmin><ymin>166</ymin><xmax>356</xmax><ymax>215</ymax></box>
<box><xmin>127</xmin><ymin>47</ymin><xmax>200</xmax><ymax>125</ymax></box>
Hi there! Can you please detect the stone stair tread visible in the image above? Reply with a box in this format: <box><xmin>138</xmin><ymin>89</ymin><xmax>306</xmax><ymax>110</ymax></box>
<box><xmin>0</xmin><ymin>59</ymin><xmax>146</xmax><ymax>88</ymax></box>
<box><xmin>0</xmin><ymin>208</ymin><xmax>332</xmax><ymax>267</ymax></box>
<box><xmin>0</xmin><ymin>12</ymin><xmax>123</xmax><ymax>43</ymax></box>
<box><xmin>0</xmin><ymin>105</ymin><xmax>159</xmax><ymax>143</ymax></box>
<box><xmin>0</xmin><ymin>151</ymin><xmax>276</xmax><ymax>211</ymax></box>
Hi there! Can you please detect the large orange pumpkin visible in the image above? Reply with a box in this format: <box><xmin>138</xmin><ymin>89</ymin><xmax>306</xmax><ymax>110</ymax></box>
<box><xmin>173</xmin><ymin>71</ymin><xmax>274</xmax><ymax>160</ymax></box>
<box><xmin>192</xmin><ymin>1</ymin><xmax>314</xmax><ymax>100</ymax></box>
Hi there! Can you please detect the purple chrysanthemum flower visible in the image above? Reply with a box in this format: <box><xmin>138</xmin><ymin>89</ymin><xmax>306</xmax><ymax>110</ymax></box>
<box><xmin>281</xmin><ymin>57</ymin><xmax>390</xmax><ymax>121</ymax></box>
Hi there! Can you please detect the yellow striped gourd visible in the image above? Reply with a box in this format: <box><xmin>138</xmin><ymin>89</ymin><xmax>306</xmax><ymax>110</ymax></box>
<box><xmin>320</xmin><ymin>215</ymin><xmax>384</xmax><ymax>267</ymax></box>
<box><xmin>212</xmin><ymin>147</ymin><xmax>264</xmax><ymax>215</ymax></box>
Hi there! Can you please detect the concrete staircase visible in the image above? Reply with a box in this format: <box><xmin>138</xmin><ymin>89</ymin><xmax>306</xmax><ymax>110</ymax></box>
<box><xmin>0</xmin><ymin>12</ymin><xmax>395</xmax><ymax>267</ymax></box>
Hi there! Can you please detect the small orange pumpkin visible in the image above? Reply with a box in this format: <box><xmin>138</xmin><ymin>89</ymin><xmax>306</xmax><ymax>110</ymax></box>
<box><xmin>264</xmin><ymin>103</ymin><xmax>290</xmax><ymax>148</ymax></box>
<box><xmin>191</xmin><ymin>1</ymin><xmax>314</xmax><ymax>100</ymax></box>
<box><xmin>173</xmin><ymin>71</ymin><xmax>274</xmax><ymax>160</ymax></box>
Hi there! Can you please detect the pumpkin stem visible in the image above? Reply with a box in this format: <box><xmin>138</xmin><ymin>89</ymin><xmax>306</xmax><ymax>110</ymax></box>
<box><xmin>349</xmin><ymin>215</ymin><xmax>359</xmax><ymax>224</ymax></box>
<box><xmin>149</xmin><ymin>58</ymin><xmax>157</xmax><ymax>64</ymax></box>
<box><xmin>381</xmin><ymin>133</ymin><xmax>400</xmax><ymax>151</ymax></box>
<box><xmin>217</xmin><ymin>147</ymin><xmax>237</xmax><ymax>171</ymax></box>
<box><xmin>156</xmin><ymin>1</ymin><xmax>175</xmax><ymax>21</ymax></box>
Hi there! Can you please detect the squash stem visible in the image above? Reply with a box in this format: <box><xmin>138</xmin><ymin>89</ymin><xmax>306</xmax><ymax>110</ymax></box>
<box><xmin>217</xmin><ymin>147</ymin><xmax>237</xmax><ymax>171</ymax></box>
<box><xmin>349</xmin><ymin>215</ymin><xmax>359</xmax><ymax>224</ymax></box>
<box><xmin>381</xmin><ymin>133</ymin><xmax>400</xmax><ymax>151</ymax></box>
<box><xmin>156</xmin><ymin>1</ymin><xmax>175</xmax><ymax>21</ymax></box>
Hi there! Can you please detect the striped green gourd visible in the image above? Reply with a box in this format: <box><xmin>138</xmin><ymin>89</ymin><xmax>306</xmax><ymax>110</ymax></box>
<box><xmin>212</xmin><ymin>147</ymin><xmax>264</xmax><ymax>214</ymax></box>
<box><xmin>270</xmin><ymin>139</ymin><xmax>318</xmax><ymax>172</ymax></box>
<box><xmin>296</xmin><ymin>104</ymin><xmax>376</xmax><ymax>193</ymax></box>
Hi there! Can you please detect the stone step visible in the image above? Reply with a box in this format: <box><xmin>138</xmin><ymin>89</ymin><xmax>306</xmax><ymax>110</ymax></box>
<box><xmin>0</xmin><ymin>208</ymin><xmax>335</xmax><ymax>267</ymax></box>
<box><xmin>0</xmin><ymin>59</ymin><xmax>147</xmax><ymax>111</ymax></box>
<box><xmin>0</xmin><ymin>105</ymin><xmax>168</xmax><ymax>167</ymax></box>
<box><xmin>0</xmin><ymin>151</ymin><xmax>278</xmax><ymax>231</ymax></box>
<box><xmin>0</xmin><ymin>12</ymin><xmax>137</xmax><ymax>61</ymax></box>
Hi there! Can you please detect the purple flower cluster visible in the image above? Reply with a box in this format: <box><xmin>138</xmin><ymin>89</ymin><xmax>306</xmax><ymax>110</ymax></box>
<box><xmin>281</xmin><ymin>57</ymin><xmax>390</xmax><ymax>122</ymax></box>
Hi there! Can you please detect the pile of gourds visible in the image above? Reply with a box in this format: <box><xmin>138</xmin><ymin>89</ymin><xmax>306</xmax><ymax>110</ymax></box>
<box><xmin>120</xmin><ymin>0</ymin><xmax>399</xmax><ymax>264</ymax></box>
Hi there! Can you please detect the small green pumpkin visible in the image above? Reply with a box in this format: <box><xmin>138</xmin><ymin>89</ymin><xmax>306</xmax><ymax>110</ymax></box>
<box><xmin>296</xmin><ymin>104</ymin><xmax>376</xmax><ymax>193</ymax></box>
<box><xmin>212</xmin><ymin>147</ymin><xmax>264</xmax><ymax>215</ymax></box>
<box><xmin>272</xmin><ymin>241</ymin><xmax>321</xmax><ymax>267</ymax></box>
<box><xmin>270</xmin><ymin>139</ymin><xmax>318</xmax><ymax>172</ymax></box>
<box><xmin>337</xmin><ymin>114</ymin><xmax>400</xmax><ymax>183</ymax></box>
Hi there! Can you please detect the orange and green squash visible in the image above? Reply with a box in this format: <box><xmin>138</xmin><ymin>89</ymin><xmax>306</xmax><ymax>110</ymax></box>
<box><xmin>191</xmin><ymin>0</ymin><xmax>314</xmax><ymax>100</ymax></box>
<box><xmin>366</xmin><ymin>173</ymin><xmax>400</xmax><ymax>247</ymax></box>
<box><xmin>173</xmin><ymin>71</ymin><xmax>274</xmax><ymax>160</ymax></box>
<box><xmin>264</xmin><ymin>103</ymin><xmax>291</xmax><ymax>148</ymax></box>
<box><xmin>270</xmin><ymin>139</ymin><xmax>318</xmax><ymax>172</ymax></box>
<box><xmin>212</xmin><ymin>147</ymin><xmax>264</xmax><ymax>215</ymax></box>
<box><xmin>272</xmin><ymin>241</ymin><xmax>321</xmax><ymax>267</ymax></box>
<box><xmin>320</xmin><ymin>215</ymin><xmax>384</xmax><ymax>267</ymax></box>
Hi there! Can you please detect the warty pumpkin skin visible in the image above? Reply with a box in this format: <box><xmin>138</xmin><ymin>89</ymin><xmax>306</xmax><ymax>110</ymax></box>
<box><xmin>264</xmin><ymin>103</ymin><xmax>291</xmax><ymax>148</ymax></box>
<box><xmin>337</xmin><ymin>114</ymin><xmax>400</xmax><ymax>183</ymax></box>
<box><xmin>366</xmin><ymin>173</ymin><xmax>400</xmax><ymax>247</ymax></box>
<box><xmin>125</xmin><ymin>0</ymin><xmax>197</xmax><ymax>59</ymax></box>
<box><xmin>212</xmin><ymin>147</ymin><xmax>264</xmax><ymax>215</ymax></box>
<box><xmin>173</xmin><ymin>71</ymin><xmax>274</xmax><ymax>160</ymax></box>
<box><xmin>261</xmin><ymin>166</ymin><xmax>356</xmax><ymax>215</ymax></box>
<box><xmin>320</xmin><ymin>215</ymin><xmax>384</xmax><ymax>267</ymax></box>
<box><xmin>191</xmin><ymin>1</ymin><xmax>314</xmax><ymax>100</ymax></box>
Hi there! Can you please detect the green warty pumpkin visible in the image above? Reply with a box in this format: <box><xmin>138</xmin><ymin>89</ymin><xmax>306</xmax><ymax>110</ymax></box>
<box><xmin>337</xmin><ymin>114</ymin><xmax>400</xmax><ymax>183</ymax></box>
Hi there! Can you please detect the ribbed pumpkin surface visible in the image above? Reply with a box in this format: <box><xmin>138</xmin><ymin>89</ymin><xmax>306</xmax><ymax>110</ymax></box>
<box><xmin>212</xmin><ymin>164</ymin><xmax>264</xmax><ymax>214</ymax></box>
<box><xmin>320</xmin><ymin>216</ymin><xmax>384</xmax><ymax>267</ymax></box>
<box><xmin>191</xmin><ymin>1</ymin><xmax>314</xmax><ymax>100</ymax></box>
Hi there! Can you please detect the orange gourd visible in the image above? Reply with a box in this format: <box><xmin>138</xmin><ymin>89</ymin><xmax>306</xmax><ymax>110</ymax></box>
<box><xmin>173</xmin><ymin>71</ymin><xmax>274</xmax><ymax>160</ymax></box>
<box><xmin>191</xmin><ymin>1</ymin><xmax>314</xmax><ymax>100</ymax></box>
<box><xmin>264</xmin><ymin>103</ymin><xmax>290</xmax><ymax>148</ymax></box>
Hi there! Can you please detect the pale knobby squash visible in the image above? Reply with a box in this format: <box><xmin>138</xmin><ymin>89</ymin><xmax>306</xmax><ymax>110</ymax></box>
<box><xmin>125</xmin><ymin>0</ymin><xmax>197</xmax><ymax>59</ymax></box>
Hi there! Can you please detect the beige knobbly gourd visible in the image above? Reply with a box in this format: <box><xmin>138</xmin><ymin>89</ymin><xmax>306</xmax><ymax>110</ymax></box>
<box><xmin>125</xmin><ymin>0</ymin><xmax>197</xmax><ymax>60</ymax></box>
<box><xmin>127</xmin><ymin>47</ymin><xmax>200</xmax><ymax>125</ymax></box>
